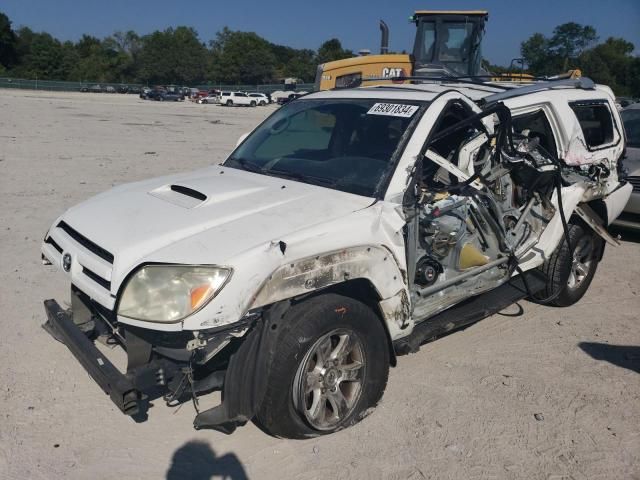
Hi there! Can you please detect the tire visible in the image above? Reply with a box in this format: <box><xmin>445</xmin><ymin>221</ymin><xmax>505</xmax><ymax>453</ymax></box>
<box><xmin>202</xmin><ymin>99</ymin><xmax>208</xmax><ymax>104</ymax></box>
<box><xmin>158</xmin><ymin>96</ymin><xmax>164</xmax><ymax>102</ymax></box>
<box><xmin>532</xmin><ymin>223</ymin><xmax>602</xmax><ymax>307</ymax></box>
<box><xmin>226</xmin><ymin>100</ymin><xmax>233</xmax><ymax>106</ymax></box>
<box><xmin>256</xmin><ymin>294</ymin><xmax>390</xmax><ymax>439</ymax></box>
<box><xmin>250</xmin><ymin>101</ymin><xmax>257</xmax><ymax>107</ymax></box>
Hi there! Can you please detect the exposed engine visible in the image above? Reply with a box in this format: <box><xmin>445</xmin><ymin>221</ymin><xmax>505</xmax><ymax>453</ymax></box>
<box><xmin>411</xmin><ymin>124</ymin><xmax>578</xmax><ymax>319</ymax></box>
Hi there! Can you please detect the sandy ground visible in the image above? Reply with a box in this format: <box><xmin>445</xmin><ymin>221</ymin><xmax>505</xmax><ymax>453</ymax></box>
<box><xmin>0</xmin><ymin>89</ymin><xmax>639</xmax><ymax>480</ymax></box>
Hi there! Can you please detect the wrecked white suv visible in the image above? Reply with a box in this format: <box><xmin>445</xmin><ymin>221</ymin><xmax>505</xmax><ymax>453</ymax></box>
<box><xmin>42</xmin><ymin>77</ymin><xmax>632</xmax><ymax>438</ymax></box>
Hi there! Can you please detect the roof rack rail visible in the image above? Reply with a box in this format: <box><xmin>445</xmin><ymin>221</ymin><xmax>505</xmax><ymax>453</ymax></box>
<box><xmin>480</xmin><ymin>77</ymin><xmax>595</xmax><ymax>105</ymax></box>
<box><xmin>357</xmin><ymin>75</ymin><xmax>512</xmax><ymax>90</ymax></box>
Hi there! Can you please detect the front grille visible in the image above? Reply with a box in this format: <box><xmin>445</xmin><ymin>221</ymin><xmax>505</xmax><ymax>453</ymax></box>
<box><xmin>45</xmin><ymin>236</ymin><xmax>63</xmax><ymax>253</ymax></box>
<box><xmin>627</xmin><ymin>176</ymin><xmax>640</xmax><ymax>193</ymax></box>
<box><xmin>57</xmin><ymin>221</ymin><xmax>114</xmax><ymax>264</ymax></box>
<box><xmin>82</xmin><ymin>267</ymin><xmax>111</xmax><ymax>290</ymax></box>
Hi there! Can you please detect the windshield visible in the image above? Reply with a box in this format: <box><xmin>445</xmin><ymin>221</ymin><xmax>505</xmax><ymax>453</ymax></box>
<box><xmin>621</xmin><ymin>108</ymin><xmax>640</xmax><ymax>147</ymax></box>
<box><xmin>224</xmin><ymin>99</ymin><xmax>424</xmax><ymax>197</ymax></box>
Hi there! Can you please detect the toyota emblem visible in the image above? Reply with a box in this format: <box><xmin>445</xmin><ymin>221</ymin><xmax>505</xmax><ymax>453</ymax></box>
<box><xmin>62</xmin><ymin>253</ymin><xmax>72</xmax><ymax>272</ymax></box>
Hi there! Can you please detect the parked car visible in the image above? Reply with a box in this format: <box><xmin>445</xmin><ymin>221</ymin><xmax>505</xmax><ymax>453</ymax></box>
<box><xmin>220</xmin><ymin>91</ymin><xmax>257</xmax><ymax>107</ymax></box>
<box><xmin>248</xmin><ymin>93</ymin><xmax>270</xmax><ymax>105</ymax></box>
<box><xmin>277</xmin><ymin>92</ymin><xmax>303</xmax><ymax>105</ymax></box>
<box><xmin>271</xmin><ymin>89</ymin><xmax>308</xmax><ymax>104</ymax></box>
<box><xmin>198</xmin><ymin>95</ymin><xmax>219</xmax><ymax>104</ymax></box>
<box><xmin>614</xmin><ymin>103</ymin><xmax>640</xmax><ymax>230</ymax></box>
<box><xmin>42</xmin><ymin>77</ymin><xmax>631</xmax><ymax>439</ymax></box>
<box><xmin>144</xmin><ymin>89</ymin><xmax>184</xmax><ymax>102</ymax></box>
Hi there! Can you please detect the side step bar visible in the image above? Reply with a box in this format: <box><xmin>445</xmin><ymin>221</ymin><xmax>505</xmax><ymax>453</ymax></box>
<box><xmin>394</xmin><ymin>271</ymin><xmax>546</xmax><ymax>355</ymax></box>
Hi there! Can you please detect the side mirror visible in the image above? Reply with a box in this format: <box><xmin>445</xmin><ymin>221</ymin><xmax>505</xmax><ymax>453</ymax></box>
<box><xmin>236</xmin><ymin>133</ymin><xmax>249</xmax><ymax>147</ymax></box>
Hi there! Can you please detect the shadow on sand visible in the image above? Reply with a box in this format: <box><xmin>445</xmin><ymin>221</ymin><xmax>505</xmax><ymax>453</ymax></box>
<box><xmin>167</xmin><ymin>440</ymin><xmax>248</xmax><ymax>480</ymax></box>
<box><xmin>578</xmin><ymin>342</ymin><xmax>640</xmax><ymax>374</ymax></box>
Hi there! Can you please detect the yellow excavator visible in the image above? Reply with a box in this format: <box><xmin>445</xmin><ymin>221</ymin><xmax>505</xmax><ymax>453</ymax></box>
<box><xmin>314</xmin><ymin>10</ymin><xmax>578</xmax><ymax>90</ymax></box>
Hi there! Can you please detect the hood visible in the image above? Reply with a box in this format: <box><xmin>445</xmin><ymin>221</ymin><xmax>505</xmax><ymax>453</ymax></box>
<box><xmin>59</xmin><ymin>166</ymin><xmax>374</xmax><ymax>283</ymax></box>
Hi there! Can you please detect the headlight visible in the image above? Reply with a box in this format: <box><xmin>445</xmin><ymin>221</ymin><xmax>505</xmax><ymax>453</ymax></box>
<box><xmin>118</xmin><ymin>265</ymin><xmax>231</xmax><ymax>323</ymax></box>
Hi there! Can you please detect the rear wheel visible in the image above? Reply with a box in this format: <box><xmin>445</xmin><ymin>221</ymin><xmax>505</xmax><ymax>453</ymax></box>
<box><xmin>226</xmin><ymin>100</ymin><xmax>233</xmax><ymax>106</ymax></box>
<box><xmin>532</xmin><ymin>223</ymin><xmax>602</xmax><ymax>307</ymax></box>
<box><xmin>256</xmin><ymin>294</ymin><xmax>389</xmax><ymax>438</ymax></box>
<box><xmin>250</xmin><ymin>100</ymin><xmax>257</xmax><ymax>107</ymax></box>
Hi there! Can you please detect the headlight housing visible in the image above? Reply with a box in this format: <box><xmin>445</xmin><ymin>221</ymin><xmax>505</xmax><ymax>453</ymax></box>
<box><xmin>118</xmin><ymin>265</ymin><xmax>232</xmax><ymax>323</ymax></box>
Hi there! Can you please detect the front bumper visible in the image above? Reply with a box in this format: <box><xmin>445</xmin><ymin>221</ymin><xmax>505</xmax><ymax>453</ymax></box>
<box><xmin>43</xmin><ymin>291</ymin><xmax>281</xmax><ymax>434</ymax></box>
<box><xmin>43</xmin><ymin>299</ymin><xmax>143</xmax><ymax>415</ymax></box>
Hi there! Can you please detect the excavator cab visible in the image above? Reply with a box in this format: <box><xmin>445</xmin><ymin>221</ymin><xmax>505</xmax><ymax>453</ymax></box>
<box><xmin>411</xmin><ymin>10</ymin><xmax>488</xmax><ymax>78</ymax></box>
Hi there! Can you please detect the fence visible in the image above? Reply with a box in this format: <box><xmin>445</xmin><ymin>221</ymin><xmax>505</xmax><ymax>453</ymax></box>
<box><xmin>0</xmin><ymin>77</ymin><xmax>315</xmax><ymax>94</ymax></box>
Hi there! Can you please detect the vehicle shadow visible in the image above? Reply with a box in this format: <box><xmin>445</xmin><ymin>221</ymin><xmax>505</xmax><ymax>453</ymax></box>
<box><xmin>578</xmin><ymin>342</ymin><xmax>640</xmax><ymax>374</ymax></box>
<box><xmin>166</xmin><ymin>440</ymin><xmax>248</xmax><ymax>480</ymax></box>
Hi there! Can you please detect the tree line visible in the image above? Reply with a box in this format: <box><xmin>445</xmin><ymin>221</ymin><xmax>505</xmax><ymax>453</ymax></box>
<box><xmin>519</xmin><ymin>22</ymin><xmax>639</xmax><ymax>97</ymax></box>
<box><xmin>0</xmin><ymin>12</ymin><xmax>353</xmax><ymax>85</ymax></box>
<box><xmin>1</xmin><ymin>11</ymin><xmax>638</xmax><ymax>96</ymax></box>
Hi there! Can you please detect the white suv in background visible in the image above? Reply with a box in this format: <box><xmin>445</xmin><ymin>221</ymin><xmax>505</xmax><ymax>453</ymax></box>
<box><xmin>219</xmin><ymin>91</ymin><xmax>256</xmax><ymax>107</ymax></box>
<box><xmin>248</xmin><ymin>93</ymin><xmax>270</xmax><ymax>105</ymax></box>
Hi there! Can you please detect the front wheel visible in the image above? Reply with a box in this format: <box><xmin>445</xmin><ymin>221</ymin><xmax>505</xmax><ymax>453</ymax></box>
<box><xmin>256</xmin><ymin>294</ymin><xmax>389</xmax><ymax>438</ymax></box>
<box><xmin>532</xmin><ymin>223</ymin><xmax>602</xmax><ymax>307</ymax></box>
<box><xmin>226</xmin><ymin>100</ymin><xmax>233</xmax><ymax>106</ymax></box>
<box><xmin>202</xmin><ymin>99</ymin><xmax>208</xmax><ymax>104</ymax></box>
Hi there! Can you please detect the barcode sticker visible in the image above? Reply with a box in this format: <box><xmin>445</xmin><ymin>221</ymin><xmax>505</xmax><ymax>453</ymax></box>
<box><xmin>367</xmin><ymin>103</ymin><xmax>419</xmax><ymax>118</ymax></box>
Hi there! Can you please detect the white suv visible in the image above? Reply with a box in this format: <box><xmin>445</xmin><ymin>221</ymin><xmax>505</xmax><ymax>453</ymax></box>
<box><xmin>219</xmin><ymin>91</ymin><xmax>256</xmax><ymax>107</ymax></box>
<box><xmin>248</xmin><ymin>93</ymin><xmax>270</xmax><ymax>105</ymax></box>
<box><xmin>42</xmin><ymin>77</ymin><xmax>631</xmax><ymax>438</ymax></box>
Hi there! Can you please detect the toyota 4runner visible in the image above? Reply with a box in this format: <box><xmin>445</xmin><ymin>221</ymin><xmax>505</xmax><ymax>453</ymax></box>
<box><xmin>42</xmin><ymin>77</ymin><xmax>632</xmax><ymax>438</ymax></box>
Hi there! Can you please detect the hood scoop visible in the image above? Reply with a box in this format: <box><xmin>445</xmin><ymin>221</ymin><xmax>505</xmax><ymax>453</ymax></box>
<box><xmin>149</xmin><ymin>184</ymin><xmax>208</xmax><ymax>208</ymax></box>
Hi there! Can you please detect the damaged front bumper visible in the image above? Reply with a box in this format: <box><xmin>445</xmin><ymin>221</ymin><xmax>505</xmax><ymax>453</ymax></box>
<box><xmin>43</xmin><ymin>299</ymin><xmax>143</xmax><ymax>415</ymax></box>
<box><xmin>43</xmin><ymin>290</ymin><xmax>281</xmax><ymax>434</ymax></box>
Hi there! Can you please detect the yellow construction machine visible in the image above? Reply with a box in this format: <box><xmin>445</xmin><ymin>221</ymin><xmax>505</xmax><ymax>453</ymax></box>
<box><xmin>315</xmin><ymin>10</ymin><xmax>490</xmax><ymax>90</ymax></box>
<box><xmin>314</xmin><ymin>10</ymin><xmax>580</xmax><ymax>90</ymax></box>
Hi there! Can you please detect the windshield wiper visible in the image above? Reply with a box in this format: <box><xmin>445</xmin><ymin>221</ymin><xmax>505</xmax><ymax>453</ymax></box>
<box><xmin>266</xmin><ymin>168</ymin><xmax>336</xmax><ymax>188</ymax></box>
<box><xmin>229</xmin><ymin>157</ymin><xmax>264</xmax><ymax>173</ymax></box>
<box><xmin>230</xmin><ymin>159</ymin><xmax>337</xmax><ymax>188</ymax></box>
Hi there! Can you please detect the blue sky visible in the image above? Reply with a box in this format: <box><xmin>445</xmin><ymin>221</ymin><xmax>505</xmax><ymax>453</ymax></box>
<box><xmin>2</xmin><ymin>0</ymin><xmax>639</xmax><ymax>65</ymax></box>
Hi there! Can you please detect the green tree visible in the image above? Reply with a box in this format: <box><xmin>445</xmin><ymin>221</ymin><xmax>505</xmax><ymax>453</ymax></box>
<box><xmin>270</xmin><ymin>43</ymin><xmax>316</xmax><ymax>81</ymax></box>
<box><xmin>316</xmin><ymin>38</ymin><xmax>353</xmax><ymax>64</ymax></box>
<box><xmin>521</xmin><ymin>23</ymin><xmax>598</xmax><ymax>76</ymax></box>
<box><xmin>137</xmin><ymin>27</ymin><xmax>208</xmax><ymax>84</ymax></box>
<box><xmin>520</xmin><ymin>24</ymin><xmax>639</xmax><ymax>97</ymax></box>
<box><xmin>209</xmin><ymin>28</ymin><xmax>277</xmax><ymax>84</ymax></box>
<box><xmin>578</xmin><ymin>37</ymin><xmax>636</xmax><ymax>96</ymax></box>
<box><xmin>0</xmin><ymin>11</ymin><xmax>17</xmax><ymax>69</ymax></box>
<box><xmin>548</xmin><ymin>22</ymin><xmax>598</xmax><ymax>71</ymax></box>
<box><xmin>11</xmin><ymin>29</ymin><xmax>65</xmax><ymax>79</ymax></box>
<box><xmin>520</xmin><ymin>33</ymin><xmax>556</xmax><ymax>75</ymax></box>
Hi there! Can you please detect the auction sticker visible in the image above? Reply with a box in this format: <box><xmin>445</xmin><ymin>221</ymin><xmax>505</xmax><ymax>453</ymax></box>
<box><xmin>367</xmin><ymin>103</ymin><xmax>419</xmax><ymax>118</ymax></box>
